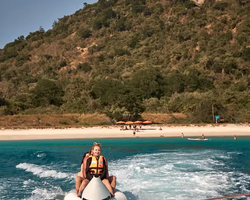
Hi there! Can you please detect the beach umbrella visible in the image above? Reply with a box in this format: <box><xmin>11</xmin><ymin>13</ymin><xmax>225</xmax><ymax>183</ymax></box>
<box><xmin>125</xmin><ymin>121</ymin><xmax>134</xmax><ymax>125</ymax></box>
<box><xmin>116</xmin><ymin>121</ymin><xmax>125</xmax><ymax>124</ymax></box>
<box><xmin>143</xmin><ymin>120</ymin><xmax>153</xmax><ymax>124</ymax></box>
<box><xmin>134</xmin><ymin>121</ymin><xmax>143</xmax><ymax>124</ymax></box>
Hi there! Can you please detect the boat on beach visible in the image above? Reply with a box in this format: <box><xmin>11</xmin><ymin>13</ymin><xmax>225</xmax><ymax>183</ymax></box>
<box><xmin>64</xmin><ymin>176</ymin><xmax>127</xmax><ymax>200</ymax></box>
<box><xmin>187</xmin><ymin>138</ymin><xmax>209</xmax><ymax>141</ymax></box>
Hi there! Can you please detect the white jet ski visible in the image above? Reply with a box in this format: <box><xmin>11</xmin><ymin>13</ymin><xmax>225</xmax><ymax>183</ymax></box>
<box><xmin>64</xmin><ymin>176</ymin><xmax>127</xmax><ymax>200</ymax></box>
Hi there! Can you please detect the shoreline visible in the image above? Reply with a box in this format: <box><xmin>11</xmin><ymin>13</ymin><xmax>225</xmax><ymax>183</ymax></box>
<box><xmin>0</xmin><ymin>124</ymin><xmax>250</xmax><ymax>141</ymax></box>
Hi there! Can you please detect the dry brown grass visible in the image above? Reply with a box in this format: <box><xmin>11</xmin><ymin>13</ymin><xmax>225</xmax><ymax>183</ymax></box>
<box><xmin>141</xmin><ymin>113</ymin><xmax>186</xmax><ymax>124</ymax></box>
<box><xmin>0</xmin><ymin>113</ymin><xmax>110</xmax><ymax>129</ymax></box>
<box><xmin>0</xmin><ymin>113</ymin><xmax>186</xmax><ymax>129</ymax></box>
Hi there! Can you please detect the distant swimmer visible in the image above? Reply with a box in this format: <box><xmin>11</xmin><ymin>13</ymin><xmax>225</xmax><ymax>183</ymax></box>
<box><xmin>201</xmin><ymin>134</ymin><xmax>205</xmax><ymax>139</ymax></box>
<box><xmin>181</xmin><ymin>133</ymin><xmax>184</xmax><ymax>138</ymax></box>
<box><xmin>234</xmin><ymin>135</ymin><xmax>237</xmax><ymax>140</ymax></box>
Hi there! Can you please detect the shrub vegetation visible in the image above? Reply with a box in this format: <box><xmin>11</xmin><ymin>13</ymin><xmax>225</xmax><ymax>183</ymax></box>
<box><xmin>0</xmin><ymin>0</ymin><xmax>250</xmax><ymax>124</ymax></box>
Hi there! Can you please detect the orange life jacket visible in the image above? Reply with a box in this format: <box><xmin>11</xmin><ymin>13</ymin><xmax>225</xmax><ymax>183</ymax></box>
<box><xmin>88</xmin><ymin>155</ymin><xmax>104</xmax><ymax>175</ymax></box>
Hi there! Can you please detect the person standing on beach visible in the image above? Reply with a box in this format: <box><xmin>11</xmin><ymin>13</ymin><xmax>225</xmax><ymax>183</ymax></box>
<box><xmin>181</xmin><ymin>133</ymin><xmax>184</xmax><ymax>138</ymax></box>
<box><xmin>133</xmin><ymin>129</ymin><xmax>136</xmax><ymax>137</ymax></box>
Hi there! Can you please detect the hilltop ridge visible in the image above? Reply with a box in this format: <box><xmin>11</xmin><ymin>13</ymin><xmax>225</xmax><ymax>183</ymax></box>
<box><xmin>0</xmin><ymin>0</ymin><xmax>250</xmax><ymax>123</ymax></box>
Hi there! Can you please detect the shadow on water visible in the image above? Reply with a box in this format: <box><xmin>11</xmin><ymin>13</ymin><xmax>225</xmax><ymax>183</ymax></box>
<box><xmin>56</xmin><ymin>194</ymin><xmax>65</xmax><ymax>200</ymax></box>
<box><xmin>123</xmin><ymin>191</ymin><xmax>137</xmax><ymax>200</ymax></box>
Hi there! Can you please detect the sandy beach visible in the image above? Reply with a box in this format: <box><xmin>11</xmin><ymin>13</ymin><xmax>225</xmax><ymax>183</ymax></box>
<box><xmin>0</xmin><ymin>124</ymin><xmax>250</xmax><ymax>141</ymax></box>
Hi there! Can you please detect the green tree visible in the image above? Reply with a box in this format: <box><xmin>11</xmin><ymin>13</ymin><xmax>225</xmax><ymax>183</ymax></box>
<box><xmin>118</xmin><ymin>88</ymin><xmax>145</xmax><ymax>120</ymax></box>
<box><xmin>241</xmin><ymin>47</ymin><xmax>250</xmax><ymax>61</ymax></box>
<box><xmin>90</xmin><ymin>79</ymin><xmax>121</xmax><ymax>102</ymax></box>
<box><xmin>31</xmin><ymin>79</ymin><xmax>64</xmax><ymax>107</ymax></box>
<box><xmin>129</xmin><ymin>68</ymin><xmax>163</xmax><ymax>99</ymax></box>
<box><xmin>77</xmin><ymin>28</ymin><xmax>92</xmax><ymax>39</ymax></box>
<box><xmin>143</xmin><ymin>98</ymin><xmax>161</xmax><ymax>113</ymax></box>
<box><xmin>213</xmin><ymin>2</ymin><xmax>228</xmax><ymax>11</ymax></box>
<box><xmin>103</xmin><ymin>8</ymin><xmax>116</xmax><ymax>19</ymax></box>
<box><xmin>115</xmin><ymin>17</ymin><xmax>127</xmax><ymax>31</ymax></box>
<box><xmin>15</xmin><ymin>54</ymin><xmax>31</xmax><ymax>67</ymax></box>
<box><xmin>162</xmin><ymin>73</ymin><xmax>186</xmax><ymax>97</ymax></box>
<box><xmin>104</xmin><ymin>105</ymin><xmax>129</xmax><ymax>121</ymax></box>
<box><xmin>77</xmin><ymin>62</ymin><xmax>92</xmax><ymax>73</ymax></box>
<box><xmin>132</xmin><ymin>5</ymin><xmax>146</xmax><ymax>14</ymax></box>
<box><xmin>0</xmin><ymin>97</ymin><xmax>7</xmax><ymax>106</ymax></box>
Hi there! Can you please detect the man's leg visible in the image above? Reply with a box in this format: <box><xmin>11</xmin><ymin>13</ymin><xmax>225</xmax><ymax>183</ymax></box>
<box><xmin>75</xmin><ymin>176</ymin><xmax>83</xmax><ymax>192</ymax></box>
<box><xmin>108</xmin><ymin>175</ymin><xmax>116</xmax><ymax>190</ymax></box>
<box><xmin>102</xmin><ymin>179</ymin><xmax>114</xmax><ymax>196</ymax></box>
<box><xmin>77</xmin><ymin>179</ymin><xmax>89</xmax><ymax>197</ymax></box>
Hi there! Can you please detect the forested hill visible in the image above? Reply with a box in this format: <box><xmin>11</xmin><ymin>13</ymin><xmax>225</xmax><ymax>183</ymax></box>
<box><xmin>0</xmin><ymin>0</ymin><xmax>250</xmax><ymax>123</ymax></box>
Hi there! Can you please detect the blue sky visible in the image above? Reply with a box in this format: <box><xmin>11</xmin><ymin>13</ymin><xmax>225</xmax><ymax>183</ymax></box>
<box><xmin>0</xmin><ymin>0</ymin><xmax>97</xmax><ymax>49</ymax></box>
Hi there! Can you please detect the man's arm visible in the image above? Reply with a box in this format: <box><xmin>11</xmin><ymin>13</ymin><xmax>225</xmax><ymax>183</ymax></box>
<box><xmin>80</xmin><ymin>163</ymin><xmax>84</xmax><ymax>178</ymax></box>
<box><xmin>82</xmin><ymin>157</ymin><xmax>88</xmax><ymax>178</ymax></box>
<box><xmin>104</xmin><ymin>157</ymin><xmax>109</xmax><ymax>177</ymax></box>
<box><xmin>100</xmin><ymin>157</ymin><xmax>108</xmax><ymax>180</ymax></box>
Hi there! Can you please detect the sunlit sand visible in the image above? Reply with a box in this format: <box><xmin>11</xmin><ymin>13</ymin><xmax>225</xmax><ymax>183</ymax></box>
<box><xmin>0</xmin><ymin>124</ymin><xmax>250</xmax><ymax>141</ymax></box>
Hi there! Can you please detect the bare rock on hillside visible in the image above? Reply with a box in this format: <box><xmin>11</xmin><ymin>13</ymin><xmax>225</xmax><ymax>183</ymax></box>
<box><xmin>191</xmin><ymin>0</ymin><xmax>205</xmax><ymax>5</ymax></box>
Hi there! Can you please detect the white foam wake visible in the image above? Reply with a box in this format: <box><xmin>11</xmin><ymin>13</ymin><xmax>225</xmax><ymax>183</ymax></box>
<box><xmin>108</xmin><ymin>150</ymin><xmax>250</xmax><ymax>200</ymax></box>
<box><xmin>25</xmin><ymin>185</ymin><xmax>65</xmax><ymax>200</ymax></box>
<box><xmin>16</xmin><ymin>163</ymin><xmax>74</xmax><ymax>179</ymax></box>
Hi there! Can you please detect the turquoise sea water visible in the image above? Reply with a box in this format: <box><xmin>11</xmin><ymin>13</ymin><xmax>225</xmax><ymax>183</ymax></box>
<box><xmin>0</xmin><ymin>137</ymin><xmax>250</xmax><ymax>200</ymax></box>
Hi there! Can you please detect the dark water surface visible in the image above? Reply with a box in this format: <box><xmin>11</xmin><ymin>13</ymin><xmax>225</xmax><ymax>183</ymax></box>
<box><xmin>0</xmin><ymin>137</ymin><xmax>250</xmax><ymax>200</ymax></box>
